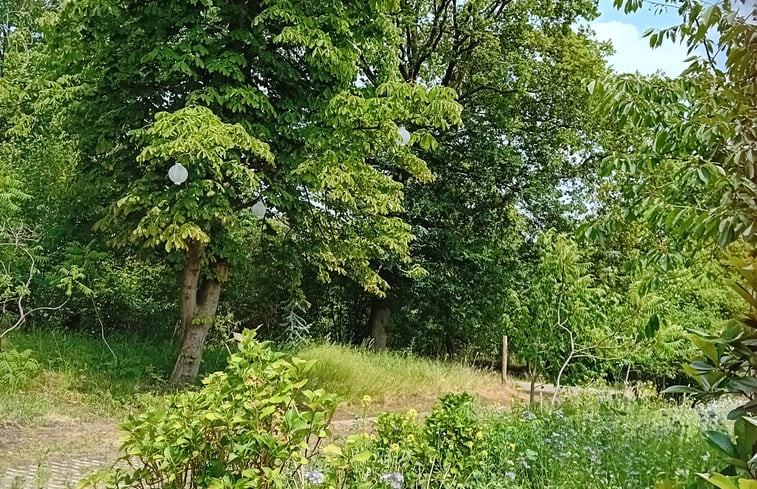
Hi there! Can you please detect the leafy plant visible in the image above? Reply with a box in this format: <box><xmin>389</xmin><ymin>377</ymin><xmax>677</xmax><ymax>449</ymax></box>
<box><xmin>81</xmin><ymin>330</ymin><xmax>338</xmax><ymax>489</ymax></box>
<box><xmin>664</xmin><ymin>256</ymin><xmax>757</xmax><ymax>486</ymax></box>
<box><xmin>0</xmin><ymin>347</ymin><xmax>39</xmax><ymax>388</ymax></box>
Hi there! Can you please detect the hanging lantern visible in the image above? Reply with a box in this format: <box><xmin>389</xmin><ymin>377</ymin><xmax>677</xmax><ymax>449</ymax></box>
<box><xmin>251</xmin><ymin>201</ymin><xmax>267</xmax><ymax>219</ymax></box>
<box><xmin>168</xmin><ymin>163</ymin><xmax>188</xmax><ymax>185</ymax></box>
<box><xmin>396</xmin><ymin>125</ymin><xmax>411</xmax><ymax>146</ymax></box>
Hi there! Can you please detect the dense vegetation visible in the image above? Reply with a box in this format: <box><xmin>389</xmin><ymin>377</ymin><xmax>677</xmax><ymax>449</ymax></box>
<box><xmin>1</xmin><ymin>0</ymin><xmax>755</xmax><ymax>487</ymax></box>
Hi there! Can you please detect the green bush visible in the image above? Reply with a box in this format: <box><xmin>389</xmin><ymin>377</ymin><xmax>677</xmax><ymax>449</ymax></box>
<box><xmin>308</xmin><ymin>393</ymin><xmax>487</xmax><ymax>489</ymax></box>
<box><xmin>81</xmin><ymin>330</ymin><xmax>338</xmax><ymax>489</ymax></box>
<box><xmin>0</xmin><ymin>348</ymin><xmax>40</xmax><ymax>388</ymax></box>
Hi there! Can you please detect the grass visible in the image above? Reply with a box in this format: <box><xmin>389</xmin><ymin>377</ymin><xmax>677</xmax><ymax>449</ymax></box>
<box><xmin>480</xmin><ymin>395</ymin><xmax>726</xmax><ymax>488</ymax></box>
<box><xmin>297</xmin><ymin>343</ymin><xmax>521</xmax><ymax>416</ymax></box>
<box><xmin>0</xmin><ymin>329</ymin><xmax>228</xmax><ymax>469</ymax></box>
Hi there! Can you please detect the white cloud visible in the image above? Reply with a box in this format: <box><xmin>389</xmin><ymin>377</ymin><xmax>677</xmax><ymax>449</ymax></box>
<box><xmin>591</xmin><ymin>20</ymin><xmax>690</xmax><ymax>76</ymax></box>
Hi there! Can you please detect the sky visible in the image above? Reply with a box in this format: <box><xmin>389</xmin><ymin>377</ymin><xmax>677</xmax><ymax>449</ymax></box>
<box><xmin>591</xmin><ymin>0</ymin><xmax>690</xmax><ymax>76</ymax></box>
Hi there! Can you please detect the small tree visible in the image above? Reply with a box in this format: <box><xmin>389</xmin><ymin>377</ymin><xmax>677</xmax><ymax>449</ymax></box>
<box><xmin>507</xmin><ymin>231</ymin><xmax>605</xmax><ymax>403</ymax></box>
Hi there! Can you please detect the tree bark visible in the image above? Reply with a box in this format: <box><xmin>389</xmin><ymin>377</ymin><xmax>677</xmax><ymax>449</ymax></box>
<box><xmin>170</xmin><ymin>241</ymin><xmax>225</xmax><ymax>385</ymax></box>
<box><xmin>368</xmin><ymin>294</ymin><xmax>392</xmax><ymax>351</ymax></box>
<box><xmin>178</xmin><ymin>239</ymin><xmax>202</xmax><ymax>339</ymax></box>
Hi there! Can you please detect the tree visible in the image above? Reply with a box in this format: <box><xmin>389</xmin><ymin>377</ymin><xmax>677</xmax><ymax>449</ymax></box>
<box><xmin>48</xmin><ymin>0</ymin><xmax>461</xmax><ymax>383</ymax></box>
<box><xmin>593</xmin><ymin>0</ymin><xmax>756</xmax><ymax>253</ymax></box>
<box><xmin>354</xmin><ymin>0</ymin><xmax>609</xmax><ymax>353</ymax></box>
<box><xmin>506</xmin><ymin>231</ymin><xmax>607</xmax><ymax>402</ymax></box>
<box><xmin>594</xmin><ymin>2</ymin><xmax>756</xmax><ymax>485</ymax></box>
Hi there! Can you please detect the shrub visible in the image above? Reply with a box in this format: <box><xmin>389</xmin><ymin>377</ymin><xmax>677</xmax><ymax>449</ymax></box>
<box><xmin>81</xmin><ymin>330</ymin><xmax>338</xmax><ymax>489</ymax></box>
<box><xmin>0</xmin><ymin>347</ymin><xmax>39</xmax><ymax>388</ymax></box>
<box><xmin>311</xmin><ymin>393</ymin><xmax>489</xmax><ymax>489</ymax></box>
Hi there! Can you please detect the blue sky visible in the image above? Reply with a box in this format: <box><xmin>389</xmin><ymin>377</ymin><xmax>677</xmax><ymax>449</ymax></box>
<box><xmin>591</xmin><ymin>0</ymin><xmax>690</xmax><ymax>76</ymax></box>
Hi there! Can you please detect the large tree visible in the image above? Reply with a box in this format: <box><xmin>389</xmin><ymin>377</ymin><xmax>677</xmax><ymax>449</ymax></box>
<box><xmin>48</xmin><ymin>0</ymin><xmax>461</xmax><ymax>383</ymax></box>
<box><xmin>357</xmin><ymin>0</ymin><xmax>608</xmax><ymax>353</ymax></box>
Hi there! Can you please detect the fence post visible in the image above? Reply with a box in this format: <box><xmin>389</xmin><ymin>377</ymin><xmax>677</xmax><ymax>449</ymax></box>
<box><xmin>501</xmin><ymin>335</ymin><xmax>508</xmax><ymax>385</ymax></box>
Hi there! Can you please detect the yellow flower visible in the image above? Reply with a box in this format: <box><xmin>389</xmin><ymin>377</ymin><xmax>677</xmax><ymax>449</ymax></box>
<box><xmin>509</xmin><ymin>443</ymin><xmax>516</xmax><ymax>451</ymax></box>
<box><xmin>361</xmin><ymin>395</ymin><xmax>373</xmax><ymax>407</ymax></box>
<box><xmin>475</xmin><ymin>431</ymin><xmax>484</xmax><ymax>440</ymax></box>
<box><xmin>391</xmin><ymin>443</ymin><xmax>400</xmax><ymax>453</ymax></box>
<box><xmin>406</xmin><ymin>434</ymin><xmax>415</xmax><ymax>443</ymax></box>
<box><xmin>466</xmin><ymin>441</ymin><xmax>474</xmax><ymax>449</ymax></box>
<box><xmin>406</xmin><ymin>408</ymin><xmax>418</xmax><ymax>418</ymax></box>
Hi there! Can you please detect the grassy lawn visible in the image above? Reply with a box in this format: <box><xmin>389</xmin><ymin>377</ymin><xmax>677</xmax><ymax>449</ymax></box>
<box><xmin>0</xmin><ymin>330</ymin><xmax>227</xmax><ymax>470</ymax></box>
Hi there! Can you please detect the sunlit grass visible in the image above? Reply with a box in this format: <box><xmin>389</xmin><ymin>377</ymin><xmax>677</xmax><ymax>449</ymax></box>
<box><xmin>297</xmin><ymin>343</ymin><xmax>519</xmax><ymax>413</ymax></box>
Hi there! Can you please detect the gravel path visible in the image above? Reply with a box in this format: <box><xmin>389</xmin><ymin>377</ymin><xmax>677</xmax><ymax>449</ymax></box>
<box><xmin>0</xmin><ymin>457</ymin><xmax>111</xmax><ymax>489</ymax></box>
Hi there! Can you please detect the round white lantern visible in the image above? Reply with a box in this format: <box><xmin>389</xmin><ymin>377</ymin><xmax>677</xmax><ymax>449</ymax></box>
<box><xmin>396</xmin><ymin>125</ymin><xmax>411</xmax><ymax>146</ymax></box>
<box><xmin>251</xmin><ymin>201</ymin><xmax>267</xmax><ymax>219</ymax></box>
<box><xmin>168</xmin><ymin>162</ymin><xmax>188</xmax><ymax>185</ymax></box>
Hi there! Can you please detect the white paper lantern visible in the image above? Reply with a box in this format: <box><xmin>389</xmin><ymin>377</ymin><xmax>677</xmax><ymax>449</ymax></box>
<box><xmin>168</xmin><ymin>163</ymin><xmax>188</xmax><ymax>185</ymax></box>
<box><xmin>396</xmin><ymin>125</ymin><xmax>411</xmax><ymax>146</ymax></box>
<box><xmin>251</xmin><ymin>201</ymin><xmax>267</xmax><ymax>219</ymax></box>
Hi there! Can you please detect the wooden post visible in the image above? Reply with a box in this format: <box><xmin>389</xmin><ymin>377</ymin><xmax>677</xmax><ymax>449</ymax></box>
<box><xmin>501</xmin><ymin>335</ymin><xmax>508</xmax><ymax>385</ymax></box>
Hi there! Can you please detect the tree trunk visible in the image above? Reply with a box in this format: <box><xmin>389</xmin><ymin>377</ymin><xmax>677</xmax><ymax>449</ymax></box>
<box><xmin>178</xmin><ymin>239</ymin><xmax>202</xmax><ymax>339</ymax></box>
<box><xmin>170</xmin><ymin>242</ymin><xmax>225</xmax><ymax>385</ymax></box>
<box><xmin>368</xmin><ymin>295</ymin><xmax>392</xmax><ymax>351</ymax></box>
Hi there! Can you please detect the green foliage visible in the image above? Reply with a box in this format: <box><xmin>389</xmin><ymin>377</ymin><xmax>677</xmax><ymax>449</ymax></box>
<box><xmin>97</xmin><ymin>105</ymin><xmax>273</xmax><ymax>253</ymax></box>
<box><xmin>83</xmin><ymin>330</ymin><xmax>338</xmax><ymax>489</ymax></box>
<box><xmin>288</xmin><ymin>395</ymin><xmax>723</xmax><ymax>489</ymax></box>
<box><xmin>311</xmin><ymin>393</ymin><xmax>488</xmax><ymax>488</ymax></box>
<box><xmin>506</xmin><ymin>231</ymin><xmax>606</xmax><ymax>385</ymax></box>
<box><xmin>593</xmin><ymin>0</ymin><xmax>756</xmax><ymax>256</ymax></box>
<box><xmin>664</xmin><ymin>255</ymin><xmax>757</xmax><ymax>483</ymax></box>
<box><xmin>0</xmin><ymin>347</ymin><xmax>39</xmax><ymax>388</ymax></box>
<box><xmin>50</xmin><ymin>0</ymin><xmax>462</xmax><ymax>295</ymax></box>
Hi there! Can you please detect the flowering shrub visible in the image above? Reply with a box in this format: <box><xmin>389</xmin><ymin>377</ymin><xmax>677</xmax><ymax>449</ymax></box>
<box><xmin>293</xmin><ymin>394</ymin><xmax>487</xmax><ymax>488</ymax></box>
<box><xmin>81</xmin><ymin>330</ymin><xmax>338</xmax><ymax>489</ymax></box>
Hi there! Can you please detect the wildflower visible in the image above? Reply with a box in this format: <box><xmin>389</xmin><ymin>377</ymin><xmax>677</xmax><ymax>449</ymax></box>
<box><xmin>380</xmin><ymin>472</ymin><xmax>404</xmax><ymax>489</ymax></box>
<box><xmin>475</xmin><ymin>431</ymin><xmax>484</xmax><ymax>440</ymax></box>
<box><xmin>406</xmin><ymin>408</ymin><xmax>418</xmax><ymax>418</ymax></box>
<box><xmin>303</xmin><ymin>468</ymin><xmax>324</xmax><ymax>485</ymax></box>
<box><xmin>505</xmin><ymin>471</ymin><xmax>516</xmax><ymax>481</ymax></box>
<box><xmin>361</xmin><ymin>395</ymin><xmax>373</xmax><ymax>407</ymax></box>
<box><xmin>675</xmin><ymin>468</ymin><xmax>689</xmax><ymax>478</ymax></box>
<box><xmin>522</xmin><ymin>411</ymin><xmax>537</xmax><ymax>421</ymax></box>
<box><xmin>390</xmin><ymin>443</ymin><xmax>400</xmax><ymax>453</ymax></box>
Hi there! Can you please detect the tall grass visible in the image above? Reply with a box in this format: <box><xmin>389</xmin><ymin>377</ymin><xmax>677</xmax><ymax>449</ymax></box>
<box><xmin>297</xmin><ymin>343</ymin><xmax>516</xmax><ymax>410</ymax></box>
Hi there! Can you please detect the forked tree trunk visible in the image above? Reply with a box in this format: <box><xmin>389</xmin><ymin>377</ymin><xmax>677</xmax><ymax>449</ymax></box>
<box><xmin>170</xmin><ymin>240</ymin><xmax>225</xmax><ymax>385</ymax></box>
<box><xmin>368</xmin><ymin>295</ymin><xmax>392</xmax><ymax>351</ymax></box>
